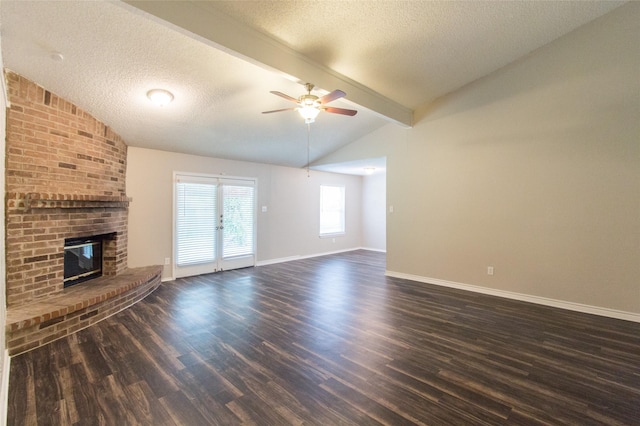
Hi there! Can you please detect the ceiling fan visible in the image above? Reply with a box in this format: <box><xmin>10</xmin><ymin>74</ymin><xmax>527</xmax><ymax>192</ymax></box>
<box><xmin>262</xmin><ymin>83</ymin><xmax>357</xmax><ymax>123</ymax></box>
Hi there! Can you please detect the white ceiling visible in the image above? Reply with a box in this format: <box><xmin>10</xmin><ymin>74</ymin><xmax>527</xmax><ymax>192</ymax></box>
<box><xmin>0</xmin><ymin>1</ymin><xmax>626</xmax><ymax>174</ymax></box>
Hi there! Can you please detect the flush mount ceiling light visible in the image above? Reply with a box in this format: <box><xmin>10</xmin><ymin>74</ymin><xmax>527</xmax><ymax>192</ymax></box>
<box><xmin>50</xmin><ymin>52</ymin><xmax>64</xmax><ymax>62</ymax></box>
<box><xmin>146</xmin><ymin>89</ymin><xmax>174</xmax><ymax>107</ymax></box>
<box><xmin>364</xmin><ymin>167</ymin><xmax>376</xmax><ymax>174</ymax></box>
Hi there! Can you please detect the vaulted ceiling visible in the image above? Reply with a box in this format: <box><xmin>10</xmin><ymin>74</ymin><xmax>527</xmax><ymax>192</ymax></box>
<box><xmin>0</xmin><ymin>1</ymin><xmax>626</xmax><ymax>174</ymax></box>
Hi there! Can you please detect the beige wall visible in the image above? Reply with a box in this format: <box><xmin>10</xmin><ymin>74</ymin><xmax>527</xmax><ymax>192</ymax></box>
<box><xmin>126</xmin><ymin>147</ymin><xmax>363</xmax><ymax>279</ymax></box>
<box><xmin>362</xmin><ymin>172</ymin><xmax>386</xmax><ymax>251</ymax></box>
<box><xmin>325</xmin><ymin>3</ymin><xmax>640</xmax><ymax>315</ymax></box>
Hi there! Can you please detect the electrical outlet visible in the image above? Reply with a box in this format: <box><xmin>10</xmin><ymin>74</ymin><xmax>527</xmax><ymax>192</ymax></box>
<box><xmin>164</xmin><ymin>257</ymin><xmax>170</xmax><ymax>265</ymax></box>
<box><xmin>487</xmin><ymin>266</ymin><xmax>494</xmax><ymax>276</ymax></box>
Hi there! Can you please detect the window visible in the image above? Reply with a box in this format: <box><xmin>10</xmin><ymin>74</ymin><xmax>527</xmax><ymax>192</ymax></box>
<box><xmin>320</xmin><ymin>185</ymin><xmax>345</xmax><ymax>236</ymax></box>
<box><xmin>176</xmin><ymin>180</ymin><xmax>217</xmax><ymax>266</ymax></box>
<box><xmin>222</xmin><ymin>184</ymin><xmax>255</xmax><ymax>258</ymax></box>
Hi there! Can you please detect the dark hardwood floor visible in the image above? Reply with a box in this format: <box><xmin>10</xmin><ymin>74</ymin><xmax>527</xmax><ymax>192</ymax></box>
<box><xmin>8</xmin><ymin>250</ymin><xmax>640</xmax><ymax>425</ymax></box>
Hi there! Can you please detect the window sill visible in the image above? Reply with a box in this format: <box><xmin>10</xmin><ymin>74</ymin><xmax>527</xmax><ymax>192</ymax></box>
<box><xmin>319</xmin><ymin>233</ymin><xmax>345</xmax><ymax>238</ymax></box>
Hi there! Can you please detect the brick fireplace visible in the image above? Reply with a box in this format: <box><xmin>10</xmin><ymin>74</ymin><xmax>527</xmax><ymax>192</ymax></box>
<box><xmin>4</xmin><ymin>72</ymin><xmax>161</xmax><ymax>355</ymax></box>
<box><xmin>5</xmin><ymin>71</ymin><xmax>130</xmax><ymax>307</ymax></box>
<box><xmin>6</xmin><ymin>193</ymin><xmax>129</xmax><ymax>306</ymax></box>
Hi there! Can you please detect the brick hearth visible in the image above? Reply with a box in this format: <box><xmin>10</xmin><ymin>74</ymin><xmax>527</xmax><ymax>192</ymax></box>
<box><xmin>6</xmin><ymin>265</ymin><xmax>162</xmax><ymax>356</ymax></box>
<box><xmin>4</xmin><ymin>71</ymin><xmax>161</xmax><ymax>354</ymax></box>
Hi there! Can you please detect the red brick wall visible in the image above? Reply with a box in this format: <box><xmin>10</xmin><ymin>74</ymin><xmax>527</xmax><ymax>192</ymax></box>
<box><xmin>5</xmin><ymin>72</ymin><xmax>130</xmax><ymax>307</ymax></box>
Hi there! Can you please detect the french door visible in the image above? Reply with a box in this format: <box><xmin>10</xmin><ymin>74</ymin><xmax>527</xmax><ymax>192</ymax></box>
<box><xmin>174</xmin><ymin>173</ymin><xmax>256</xmax><ymax>278</ymax></box>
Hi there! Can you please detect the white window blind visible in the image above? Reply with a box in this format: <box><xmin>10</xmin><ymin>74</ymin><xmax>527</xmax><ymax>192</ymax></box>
<box><xmin>320</xmin><ymin>185</ymin><xmax>345</xmax><ymax>236</ymax></box>
<box><xmin>176</xmin><ymin>181</ymin><xmax>217</xmax><ymax>266</ymax></box>
<box><xmin>222</xmin><ymin>184</ymin><xmax>255</xmax><ymax>258</ymax></box>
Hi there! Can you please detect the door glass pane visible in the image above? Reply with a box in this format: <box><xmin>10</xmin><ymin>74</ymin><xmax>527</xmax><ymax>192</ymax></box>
<box><xmin>176</xmin><ymin>182</ymin><xmax>217</xmax><ymax>265</ymax></box>
<box><xmin>222</xmin><ymin>185</ymin><xmax>255</xmax><ymax>258</ymax></box>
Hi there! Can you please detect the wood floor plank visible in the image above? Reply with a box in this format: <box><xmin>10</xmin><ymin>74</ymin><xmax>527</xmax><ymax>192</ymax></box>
<box><xmin>7</xmin><ymin>250</ymin><xmax>640</xmax><ymax>425</ymax></box>
<box><xmin>7</xmin><ymin>355</ymin><xmax>36</xmax><ymax>426</ymax></box>
<box><xmin>121</xmin><ymin>381</ymin><xmax>175</xmax><ymax>426</ymax></box>
<box><xmin>320</xmin><ymin>377</ymin><xmax>420</xmax><ymax>426</ymax></box>
<box><xmin>160</xmin><ymin>390</ymin><xmax>215</xmax><ymax>425</ymax></box>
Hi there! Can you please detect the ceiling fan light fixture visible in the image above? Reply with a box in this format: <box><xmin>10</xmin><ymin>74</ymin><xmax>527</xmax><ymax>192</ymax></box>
<box><xmin>147</xmin><ymin>89</ymin><xmax>174</xmax><ymax>107</ymax></box>
<box><xmin>263</xmin><ymin>83</ymin><xmax>356</xmax><ymax>123</ymax></box>
<box><xmin>298</xmin><ymin>105</ymin><xmax>320</xmax><ymax>123</ymax></box>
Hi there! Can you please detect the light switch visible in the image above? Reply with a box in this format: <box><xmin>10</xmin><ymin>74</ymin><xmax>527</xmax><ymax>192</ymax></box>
<box><xmin>261</xmin><ymin>206</ymin><xmax>267</xmax><ymax>213</ymax></box>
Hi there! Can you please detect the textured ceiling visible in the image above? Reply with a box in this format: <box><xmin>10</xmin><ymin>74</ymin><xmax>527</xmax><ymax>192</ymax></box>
<box><xmin>0</xmin><ymin>1</ymin><xmax>626</xmax><ymax>173</ymax></box>
<box><xmin>203</xmin><ymin>1</ymin><xmax>626</xmax><ymax>109</ymax></box>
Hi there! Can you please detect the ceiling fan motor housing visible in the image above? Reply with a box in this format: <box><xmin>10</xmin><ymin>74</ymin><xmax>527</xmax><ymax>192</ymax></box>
<box><xmin>299</xmin><ymin>94</ymin><xmax>320</xmax><ymax>108</ymax></box>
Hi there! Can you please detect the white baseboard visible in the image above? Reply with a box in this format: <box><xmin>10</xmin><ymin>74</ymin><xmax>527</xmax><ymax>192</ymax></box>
<box><xmin>256</xmin><ymin>255</ymin><xmax>302</xmax><ymax>267</ymax></box>
<box><xmin>256</xmin><ymin>247</ymin><xmax>366</xmax><ymax>267</ymax></box>
<box><xmin>359</xmin><ymin>247</ymin><xmax>387</xmax><ymax>253</ymax></box>
<box><xmin>0</xmin><ymin>349</ymin><xmax>9</xmax><ymax>426</ymax></box>
<box><xmin>385</xmin><ymin>271</ymin><xmax>640</xmax><ymax>323</ymax></box>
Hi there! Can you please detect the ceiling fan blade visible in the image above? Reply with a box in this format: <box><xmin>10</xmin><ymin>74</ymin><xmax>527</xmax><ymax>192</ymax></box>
<box><xmin>262</xmin><ymin>107</ymin><xmax>296</xmax><ymax>114</ymax></box>
<box><xmin>319</xmin><ymin>89</ymin><xmax>346</xmax><ymax>105</ymax></box>
<box><xmin>323</xmin><ymin>106</ymin><xmax>358</xmax><ymax>116</ymax></box>
<box><xmin>270</xmin><ymin>91</ymin><xmax>299</xmax><ymax>103</ymax></box>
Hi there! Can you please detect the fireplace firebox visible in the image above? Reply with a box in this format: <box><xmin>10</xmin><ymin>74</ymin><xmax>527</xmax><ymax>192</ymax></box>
<box><xmin>63</xmin><ymin>233</ymin><xmax>114</xmax><ymax>288</ymax></box>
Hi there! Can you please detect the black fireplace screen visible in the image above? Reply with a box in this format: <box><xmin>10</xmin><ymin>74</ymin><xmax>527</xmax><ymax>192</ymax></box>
<box><xmin>63</xmin><ymin>237</ymin><xmax>103</xmax><ymax>287</ymax></box>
